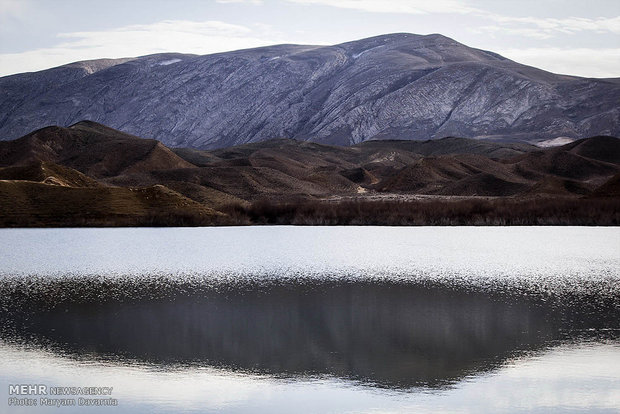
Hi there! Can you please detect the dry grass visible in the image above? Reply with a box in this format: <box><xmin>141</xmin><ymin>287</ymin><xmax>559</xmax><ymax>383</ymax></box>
<box><xmin>220</xmin><ymin>196</ymin><xmax>620</xmax><ymax>226</ymax></box>
<box><xmin>0</xmin><ymin>181</ymin><xmax>222</xmax><ymax>227</ymax></box>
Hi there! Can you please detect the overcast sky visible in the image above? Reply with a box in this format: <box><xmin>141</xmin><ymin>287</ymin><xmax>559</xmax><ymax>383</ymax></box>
<box><xmin>1</xmin><ymin>0</ymin><xmax>619</xmax><ymax>78</ymax></box>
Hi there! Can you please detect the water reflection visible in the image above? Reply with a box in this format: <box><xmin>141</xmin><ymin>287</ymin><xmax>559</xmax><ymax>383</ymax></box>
<box><xmin>1</xmin><ymin>279</ymin><xmax>617</xmax><ymax>390</ymax></box>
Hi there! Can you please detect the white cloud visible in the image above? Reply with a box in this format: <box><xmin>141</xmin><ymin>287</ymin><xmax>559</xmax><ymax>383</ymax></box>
<box><xmin>478</xmin><ymin>14</ymin><xmax>620</xmax><ymax>38</ymax></box>
<box><xmin>58</xmin><ymin>20</ymin><xmax>254</xmax><ymax>40</ymax></box>
<box><xmin>285</xmin><ymin>0</ymin><xmax>620</xmax><ymax>38</ymax></box>
<box><xmin>216</xmin><ymin>0</ymin><xmax>264</xmax><ymax>4</ymax></box>
<box><xmin>470</xmin><ymin>25</ymin><xmax>555</xmax><ymax>40</ymax></box>
<box><xmin>498</xmin><ymin>47</ymin><xmax>620</xmax><ymax>78</ymax></box>
<box><xmin>0</xmin><ymin>0</ymin><xmax>33</xmax><ymax>26</ymax></box>
<box><xmin>284</xmin><ymin>0</ymin><xmax>477</xmax><ymax>15</ymax></box>
<box><xmin>0</xmin><ymin>0</ymin><xmax>28</xmax><ymax>15</ymax></box>
<box><xmin>0</xmin><ymin>20</ymin><xmax>284</xmax><ymax>76</ymax></box>
<box><xmin>0</xmin><ymin>8</ymin><xmax>618</xmax><ymax>80</ymax></box>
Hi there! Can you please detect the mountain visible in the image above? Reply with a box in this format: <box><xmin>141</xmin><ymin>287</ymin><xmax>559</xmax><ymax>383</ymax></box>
<box><xmin>0</xmin><ymin>121</ymin><xmax>221</xmax><ymax>226</ymax></box>
<box><xmin>1</xmin><ymin>34</ymin><xmax>618</xmax><ymax>149</ymax></box>
<box><xmin>1</xmin><ymin>122</ymin><xmax>619</xmax><ymax>228</ymax></box>
<box><xmin>0</xmin><ymin>120</ymin><xmax>194</xmax><ymax>177</ymax></box>
<box><xmin>1</xmin><ymin>122</ymin><xmax>619</xmax><ymax>226</ymax></box>
<box><xmin>0</xmin><ymin>181</ymin><xmax>220</xmax><ymax>227</ymax></box>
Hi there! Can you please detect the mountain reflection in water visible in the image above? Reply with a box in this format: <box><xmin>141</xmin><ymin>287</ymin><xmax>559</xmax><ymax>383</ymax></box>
<box><xmin>1</xmin><ymin>279</ymin><xmax>617</xmax><ymax>390</ymax></box>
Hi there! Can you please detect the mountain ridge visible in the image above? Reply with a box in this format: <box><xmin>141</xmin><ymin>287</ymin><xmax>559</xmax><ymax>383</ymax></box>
<box><xmin>1</xmin><ymin>33</ymin><xmax>618</xmax><ymax>149</ymax></box>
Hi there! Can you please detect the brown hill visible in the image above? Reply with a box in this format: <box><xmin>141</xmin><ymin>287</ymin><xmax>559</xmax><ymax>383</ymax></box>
<box><xmin>357</xmin><ymin>137</ymin><xmax>536</xmax><ymax>159</ymax></box>
<box><xmin>522</xmin><ymin>176</ymin><xmax>593</xmax><ymax>197</ymax></box>
<box><xmin>520</xmin><ymin>150</ymin><xmax>616</xmax><ymax>180</ymax></box>
<box><xmin>169</xmin><ymin>136</ymin><xmax>541</xmax><ymax>200</ymax></box>
<box><xmin>437</xmin><ymin>173</ymin><xmax>528</xmax><ymax>197</ymax></box>
<box><xmin>0</xmin><ymin>122</ymin><xmax>619</xmax><ymax>226</ymax></box>
<box><xmin>376</xmin><ymin>157</ymin><xmax>474</xmax><ymax>193</ymax></box>
<box><xmin>0</xmin><ymin>181</ymin><xmax>220</xmax><ymax>227</ymax></box>
<box><xmin>562</xmin><ymin>136</ymin><xmax>620</xmax><ymax>165</ymax></box>
<box><xmin>0</xmin><ymin>121</ymin><xmax>195</xmax><ymax>177</ymax></box>
<box><xmin>0</xmin><ymin>161</ymin><xmax>100</xmax><ymax>187</ymax></box>
<box><xmin>590</xmin><ymin>173</ymin><xmax>620</xmax><ymax>198</ymax></box>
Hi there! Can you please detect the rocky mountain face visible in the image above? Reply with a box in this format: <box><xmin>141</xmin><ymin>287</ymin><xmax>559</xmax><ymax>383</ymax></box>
<box><xmin>1</xmin><ymin>33</ymin><xmax>619</xmax><ymax>149</ymax></box>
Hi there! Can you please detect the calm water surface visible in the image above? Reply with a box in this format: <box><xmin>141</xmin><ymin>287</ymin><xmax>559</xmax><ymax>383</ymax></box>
<box><xmin>0</xmin><ymin>226</ymin><xmax>618</xmax><ymax>413</ymax></box>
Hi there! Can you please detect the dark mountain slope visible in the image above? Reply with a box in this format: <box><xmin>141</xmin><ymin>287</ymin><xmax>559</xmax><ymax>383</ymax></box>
<box><xmin>0</xmin><ymin>181</ymin><xmax>220</xmax><ymax>227</ymax></box>
<box><xmin>561</xmin><ymin>136</ymin><xmax>620</xmax><ymax>164</ymax></box>
<box><xmin>0</xmin><ymin>161</ymin><xmax>100</xmax><ymax>188</ymax></box>
<box><xmin>0</xmin><ymin>121</ymin><xmax>195</xmax><ymax>177</ymax></box>
<box><xmin>0</xmin><ymin>122</ymin><xmax>220</xmax><ymax>226</ymax></box>
<box><xmin>1</xmin><ymin>123</ymin><xmax>619</xmax><ymax>227</ymax></box>
<box><xmin>1</xmin><ymin>34</ymin><xmax>618</xmax><ymax>149</ymax></box>
<box><xmin>357</xmin><ymin>138</ymin><xmax>537</xmax><ymax>159</ymax></box>
<box><xmin>437</xmin><ymin>174</ymin><xmax>529</xmax><ymax>197</ymax></box>
<box><xmin>511</xmin><ymin>148</ymin><xmax>618</xmax><ymax>182</ymax></box>
<box><xmin>522</xmin><ymin>176</ymin><xmax>593</xmax><ymax>197</ymax></box>
<box><xmin>590</xmin><ymin>173</ymin><xmax>620</xmax><ymax>198</ymax></box>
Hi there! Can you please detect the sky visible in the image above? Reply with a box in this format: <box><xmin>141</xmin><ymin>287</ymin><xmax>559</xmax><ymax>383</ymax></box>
<box><xmin>0</xmin><ymin>0</ymin><xmax>619</xmax><ymax>78</ymax></box>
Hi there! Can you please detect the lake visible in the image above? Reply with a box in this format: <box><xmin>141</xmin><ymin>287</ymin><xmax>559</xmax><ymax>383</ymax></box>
<box><xmin>0</xmin><ymin>226</ymin><xmax>618</xmax><ymax>413</ymax></box>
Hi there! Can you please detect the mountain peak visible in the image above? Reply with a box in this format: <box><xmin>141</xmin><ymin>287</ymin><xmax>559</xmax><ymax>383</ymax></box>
<box><xmin>63</xmin><ymin>57</ymin><xmax>135</xmax><ymax>75</ymax></box>
<box><xmin>0</xmin><ymin>34</ymin><xmax>618</xmax><ymax>149</ymax></box>
<box><xmin>337</xmin><ymin>32</ymin><xmax>460</xmax><ymax>53</ymax></box>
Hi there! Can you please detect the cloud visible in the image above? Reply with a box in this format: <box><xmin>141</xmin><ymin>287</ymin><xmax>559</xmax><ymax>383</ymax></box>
<box><xmin>216</xmin><ymin>0</ymin><xmax>264</xmax><ymax>4</ymax></box>
<box><xmin>0</xmin><ymin>0</ymin><xmax>28</xmax><ymax>16</ymax></box>
<box><xmin>470</xmin><ymin>25</ymin><xmax>555</xmax><ymax>40</ymax></box>
<box><xmin>284</xmin><ymin>0</ymin><xmax>477</xmax><ymax>15</ymax></box>
<box><xmin>498</xmin><ymin>47</ymin><xmax>620</xmax><ymax>78</ymax></box>
<box><xmin>0</xmin><ymin>20</ymin><xmax>284</xmax><ymax>76</ymax></box>
<box><xmin>58</xmin><ymin>20</ymin><xmax>254</xmax><ymax>41</ymax></box>
<box><xmin>1</xmin><ymin>10</ymin><xmax>618</xmax><ymax>79</ymax></box>
<box><xmin>0</xmin><ymin>0</ymin><xmax>33</xmax><ymax>27</ymax></box>
<box><xmin>477</xmin><ymin>14</ymin><xmax>620</xmax><ymax>38</ymax></box>
<box><xmin>285</xmin><ymin>0</ymin><xmax>620</xmax><ymax>38</ymax></box>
